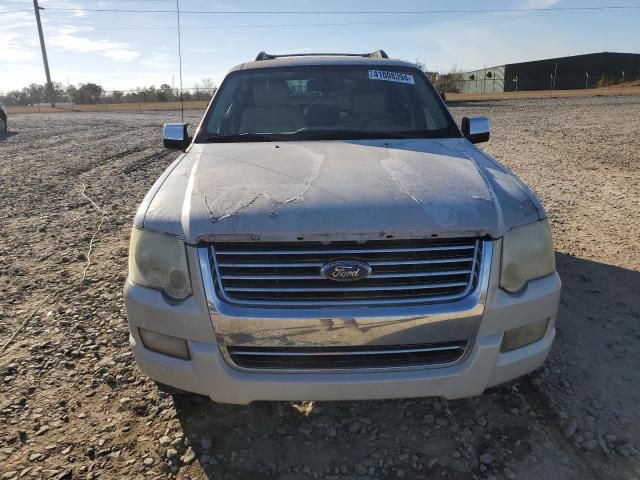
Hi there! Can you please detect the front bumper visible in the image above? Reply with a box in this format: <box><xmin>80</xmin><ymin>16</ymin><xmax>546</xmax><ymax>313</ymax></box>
<box><xmin>124</xmin><ymin>237</ymin><xmax>561</xmax><ymax>403</ymax></box>
<box><xmin>129</xmin><ymin>325</ymin><xmax>555</xmax><ymax>404</ymax></box>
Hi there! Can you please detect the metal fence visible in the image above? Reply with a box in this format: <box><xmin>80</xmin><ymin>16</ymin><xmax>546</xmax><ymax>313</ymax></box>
<box><xmin>443</xmin><ymin>68</ymin><xmax>637</xmax><ymax>97</ymax></box>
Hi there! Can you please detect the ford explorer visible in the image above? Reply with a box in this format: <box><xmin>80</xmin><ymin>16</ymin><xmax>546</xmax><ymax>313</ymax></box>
<box><xmin>124</xmin><ymin>50</ymin><xmax>561</xmax><ymax>404</ymax></box>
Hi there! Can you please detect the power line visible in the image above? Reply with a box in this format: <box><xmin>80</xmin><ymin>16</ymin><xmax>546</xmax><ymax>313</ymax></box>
<box><xmin>4</xmin><ymin>4</ymin><xmax>639</xmax><ymax>16</ymax></box>
<box><xmin>53</xmin><ymin>0</ymin><xmax>172</xmax><ymax>2</ymax></box>
<box><xmin>1</xmin><ymin>8</ymin><xmax>626</xmax><ymax>29</ymax></box>
<box><xmin>0</xmin><ymin>9</ymin><xmax>32</xmax><ymax>14</ymax></box>
<box><xmin>3</xmin><ymin>0</ymin><xmax>171</xmax><ymax>3</ymax></box>
<box><xmin>20</xmin><ymin>5</ymin><xmax>640</xmax><ymax>14</ymax></box>
<box><xmin>43</xmin><ymin>10</ymin><xmax>616</xmax><ymax>31</ymax></box>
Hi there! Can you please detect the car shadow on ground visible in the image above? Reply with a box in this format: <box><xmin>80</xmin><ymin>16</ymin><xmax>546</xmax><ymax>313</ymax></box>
<box><xmin>0</xmin><ymin>131</ymin><xmax>18</xmax><ymax>142</ymax></box>
<box><xmin>171</xmin><ymin>253</ymin><xmax>640</xmax><ymax>480</ymax></box>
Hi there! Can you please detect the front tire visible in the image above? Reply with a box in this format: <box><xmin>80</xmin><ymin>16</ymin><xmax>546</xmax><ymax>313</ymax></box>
<box><xmin>0</xmin><ymin>116</ymin><xmax>6</xmax><ymax>132</ymax></box>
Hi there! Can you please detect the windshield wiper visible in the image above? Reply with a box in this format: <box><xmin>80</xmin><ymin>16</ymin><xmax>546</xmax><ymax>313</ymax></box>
<box><xmin>293</xmin><ymin>129</ymin><xmax>430</xmax><ymax>140</ymax></box>
<box><xmin>200</xmin><ymin>129</ymin><xmax>449</xmax><ymax>143</ymax></box>
<box><xmin>200</xmin><ymin>133</ymin><xmax>285</xmax><ymax>143</ymax></box>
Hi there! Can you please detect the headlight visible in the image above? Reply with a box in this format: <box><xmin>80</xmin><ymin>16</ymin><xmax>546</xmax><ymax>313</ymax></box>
<box><xmin>128</xmin><ymin>228</ymin><xmax>192</xmax><ymax>300</ymax></box>
<box><xmin>500</xmin><ymin>219</ymin><xmax>555</xmax><ymax>293</ymax></box>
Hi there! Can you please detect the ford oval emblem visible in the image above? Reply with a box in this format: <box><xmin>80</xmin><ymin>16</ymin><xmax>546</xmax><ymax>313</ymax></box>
<box><xmin>320</xmin><ymin>260</ymin><xmax>372</xmax><ymax>282</ymax></box>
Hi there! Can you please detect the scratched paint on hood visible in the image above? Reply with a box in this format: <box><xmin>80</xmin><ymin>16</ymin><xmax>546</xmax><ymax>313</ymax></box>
<box><xmin>139</xmin><ymin>138</ymin><xmax>542</xmax><ymax>243</ymax></box>
<box><xmin>193</xmin><ymin>143</ymin><xmax>327</xmax><ymax>224</ymax></box>
<box><xmin>378</xmin><ymin>146</ymin><xmax>495</xmax><ymax>231</ymax></box>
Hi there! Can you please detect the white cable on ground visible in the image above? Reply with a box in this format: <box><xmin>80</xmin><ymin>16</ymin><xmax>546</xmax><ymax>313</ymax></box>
<box><xmin>80</xmin><ymin>183</ymin><xmax>107</xmax><ymax>282</ymax></box>
<box><xmin>0</xmin><ymin>183</ymin><xmax>107</xmax><ymax>356</ymax></box>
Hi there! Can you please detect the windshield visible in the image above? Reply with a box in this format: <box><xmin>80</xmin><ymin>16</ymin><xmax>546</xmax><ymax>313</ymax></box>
<box><xmin>196</xmin><ymin>65</ymin><xmax>459</xmax><ymax>142</ymax></box>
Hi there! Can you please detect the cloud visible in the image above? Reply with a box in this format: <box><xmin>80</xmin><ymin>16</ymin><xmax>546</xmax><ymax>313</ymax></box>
<box><xmin>393</xmin><ymin>16</ymin><xmax>565</xmax><ymax>72</ymax></box>
<box><xmin>46</xmin><ymin>0</ymin><xmax>88</xmax><ymax>17</ymax></box>
<box><xmin>524</xmin><ymin>0</ymin><xmax>561</xmax><ymax>8</ymax></box>
<box><xmin>141</xmin><ymin>52</ymin><xmax>173</xmax><ymax>69</ymax></box>
<box><xmin>49</xmin><ymin>29</ymin><xmax>140</xmax><ymax>62</ymax></box>
<box><xmin>0</xmin><ymin>33</ymin><xmax>36</xmax><ymax>62</ymax></box>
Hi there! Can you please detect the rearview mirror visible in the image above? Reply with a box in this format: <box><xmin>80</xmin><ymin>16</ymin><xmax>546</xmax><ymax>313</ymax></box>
<box><xmin>461</xmin><ymin>116</ymin><xmax>490</xmax><ymax>144</ymax></box>
<box><xmin>163</xmin><ymin>123</ymin><xmax>191</xmax><ymax>150</ymax></box>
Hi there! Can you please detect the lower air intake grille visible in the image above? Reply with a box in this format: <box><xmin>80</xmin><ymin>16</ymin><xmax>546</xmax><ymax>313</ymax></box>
<box><xmin>227</xmin><ymin>342</ymin><xmax>468</xmax><ymax>370</ymax></box>
<box><xmin>209</xmin><ymin>238</ymin><xmax>482</xmax><ymax>307</ymax></box>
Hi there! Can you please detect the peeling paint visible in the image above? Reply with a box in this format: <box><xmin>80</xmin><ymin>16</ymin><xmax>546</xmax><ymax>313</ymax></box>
<box><xmin>379</xmin><ymin>157</ymin><xmax>428</xmax><ymax>210</ymax></box>
<box><xmin>202</xmin><ymin>192</ymin><xmax>262</xmax><ymax>224</ymax></box>
<box><xmin>191</xmin><ymin>146</ymin><xmax>330</xmax><ymax>227</ymax></box>
<box><xmin>141</xmin><ymin>138</ymin><xmax>542</xmax><ymax>243</ymax></box>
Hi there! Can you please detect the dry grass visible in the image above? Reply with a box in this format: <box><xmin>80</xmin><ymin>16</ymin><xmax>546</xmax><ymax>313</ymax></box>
<box><xmin>5</xmin><ymin>100</ymin><xmax>209</xmax><ymax>114</ymax></box>
<box><xmin>6</xmin><ymin>83</ymin><xmax>640</xmax><ymax>114</ymax></box>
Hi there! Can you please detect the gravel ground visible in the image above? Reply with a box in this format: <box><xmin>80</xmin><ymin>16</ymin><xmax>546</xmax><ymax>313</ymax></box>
<box><xmin>1</xmin><ymin>97</ymin><xmax>639</xmax><ymax>480</ymax></box>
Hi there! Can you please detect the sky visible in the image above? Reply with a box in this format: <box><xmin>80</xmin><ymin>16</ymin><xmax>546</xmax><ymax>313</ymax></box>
<box><xmin>1</xmin><ymin>0</ymin><xmax>639</xmax><ymax>92</ymax></box>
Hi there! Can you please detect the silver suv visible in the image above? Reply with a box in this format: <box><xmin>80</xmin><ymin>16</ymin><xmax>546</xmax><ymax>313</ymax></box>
<box><xmin>0</xmin><ymin>102</ymin><xmax>7</xmax><ymax>132</ymax></box>
<box><xmin>124</xmin><ymin>51</ymin><xmax>561</xmax><ymax>404</ymax></box>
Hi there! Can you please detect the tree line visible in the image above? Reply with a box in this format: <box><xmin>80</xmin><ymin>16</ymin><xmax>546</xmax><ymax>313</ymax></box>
<box><xmin>1</xmin><ymin>68</ymin><xmax>468</xmax><ymax>106</ymax></box>
<box><xmin>0</xmin><ymin>79</ymin><xmax>217</xmax><ymax>106</ymax></box>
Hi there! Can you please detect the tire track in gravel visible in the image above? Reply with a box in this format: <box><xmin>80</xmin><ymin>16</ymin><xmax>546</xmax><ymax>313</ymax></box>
<box><xmin>519</xmin><ymin>378</ymin><xmax>605</xmax><ymax>480</ymax></box>
<box><xmin>102</xmin><ymin>146</ymin><xmax>145</xmax><ymax>162</ymax></box>
<box><xmin>0</xmin><ymin>113</ymin><xmax>178</xmax><ymax>333</ymax></box>
<box><xmin>122</xmin><ymin>148</ymin><xmax>176</xmax><ymax>174</ymax></box>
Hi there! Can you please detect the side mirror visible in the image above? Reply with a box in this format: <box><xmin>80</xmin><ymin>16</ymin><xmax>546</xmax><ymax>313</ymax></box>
<box><xmin>461</xmin><ymin>116</ymin><xmax>490</xmax><ymax>144</ymax></box>
<box><xmin>163</xmin><ymin>123</ymin><xmax>191</xmax><ymax>149</ymax></box>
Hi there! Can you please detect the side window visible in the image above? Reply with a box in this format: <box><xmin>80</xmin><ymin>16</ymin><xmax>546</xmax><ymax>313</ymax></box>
<box><xmin>287</xmin><ymin>79</ymin><xmax>306</xmax><ymax>96</ymax></box>
<box><xmin>422</xmin><ymin>108</ymin><xmax>436</xmax><ymax>129</ymax></box>
<box><xmin>414</xmin><ymin>77</ymin><xmax>448</xmax><ymax>130</ymax></box>
<box><xmin>393</xmin><ymin>86</ymin><xmax>415</xmax><ymax>128</ymax></box>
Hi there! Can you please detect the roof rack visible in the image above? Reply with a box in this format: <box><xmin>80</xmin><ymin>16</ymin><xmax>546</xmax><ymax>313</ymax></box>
<box><xmin>254</xmin><ymin>50</ymin><xmax>389</xmax><ymax>61</ymax></box>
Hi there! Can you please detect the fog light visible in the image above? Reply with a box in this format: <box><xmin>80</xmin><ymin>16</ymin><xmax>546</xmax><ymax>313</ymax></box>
<box><xmin>139</xmin><ymin>328</ymin><xmax>190</xmax><ymax>360</ymax></box>
<box><xmin>501</xmin><ymin>319</ymin><xmax>549</xmax><ymax>352</ymax></box>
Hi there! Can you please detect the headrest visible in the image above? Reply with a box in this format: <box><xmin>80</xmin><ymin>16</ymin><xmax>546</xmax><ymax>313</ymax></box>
<box><xmin>307</xmin><ymin>79</ymin><xmax>326</xmax><ymax>93</ymax></box>
<box><xmin>253</xmin><ymin>80</ymin><xmax>290</xmax><ymax>107</ymax></box>
<box><xmin>305</xmin><ymin>104</ymin><xmax>340</xmax><ymax>127</ymax></box>
<box><xmin>351</xmin><ymin>88</ymin><xmax>386</xmax><ymax>116</ymax></box>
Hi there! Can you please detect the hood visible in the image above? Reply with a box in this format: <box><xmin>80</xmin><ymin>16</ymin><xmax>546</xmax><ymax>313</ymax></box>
<box><xmin>139</xmin><ymin>138</ymin><xmax>543</xmax><ymax>243</ymax></box>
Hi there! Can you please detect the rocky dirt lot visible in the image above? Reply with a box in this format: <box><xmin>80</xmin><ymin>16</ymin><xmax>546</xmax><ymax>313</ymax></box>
<box><xmin>1</xmin><ymin>97</ymin><xmax>639</xmax><ymax>480</ymax></box>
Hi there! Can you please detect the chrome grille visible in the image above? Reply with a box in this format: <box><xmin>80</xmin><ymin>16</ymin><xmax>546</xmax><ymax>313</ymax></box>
<box><xmin>209</xmin><ymin>238</ymin><xmax>483</xmax><ymax>307</ymax></box>
<box><xmin>227</xmin><ymin>342</ymin><xmax>468</xmax><ymax>370</ymax></box>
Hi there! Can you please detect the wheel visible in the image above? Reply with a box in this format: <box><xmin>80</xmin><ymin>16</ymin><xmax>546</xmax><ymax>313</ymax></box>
<box><xmin>0</xmin><ymin>116</ymin><xmax>6</xmax><ymax>132</ymax></box>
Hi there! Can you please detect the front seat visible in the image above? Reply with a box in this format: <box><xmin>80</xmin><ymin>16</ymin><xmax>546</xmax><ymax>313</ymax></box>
<box><xmin>239</xmin><ymin>80</ymin><xmax>305</xmax><ymax>134</ymax></box>
<box><xmin>305</xmin><ymin>103</ymin><xmax>341</xmax><ymax>128</ymax></box>
<box><xmin>343</xmin><ymin>87</ymin><xmax>400</xmax><ymax>129</ymax></box>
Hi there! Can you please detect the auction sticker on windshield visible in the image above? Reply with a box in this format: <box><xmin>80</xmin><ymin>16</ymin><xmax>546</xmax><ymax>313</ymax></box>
<box><xmin>368</xmin><ymin>70</ymin><xmax>415</xmax><ymax>84</ymax></box>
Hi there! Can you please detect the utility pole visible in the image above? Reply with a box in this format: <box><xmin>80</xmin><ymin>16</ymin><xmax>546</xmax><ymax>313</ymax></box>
<box><xmin>33</xmin><ymin>0</ymin><xmax>55</xmax><ymax>108</ymax></box>
<box><xmin>176</xmin><ymin>0</ymin><xmax>184</xmax><ymax>122</ymax></box>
